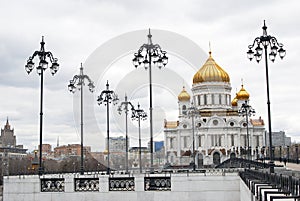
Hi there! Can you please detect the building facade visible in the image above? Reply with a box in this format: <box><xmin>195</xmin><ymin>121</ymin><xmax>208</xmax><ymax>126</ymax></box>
<box><xmin>265</xmin><ymin>131</ymin><xmax>291</xmax><ymax>147</ymax></box>
<box><xmin>54</xmin><ymin>144</ymin><xmax>91</xmax><ymax>158</ymax></box>
<box><xmin>164</xmin><ymin>51</ymin><xmax>265</xmax><ymax>167</ymax></box>
<box><xmin>0</xmin><ymin>119</ymin><xmax>27</xmax><ymax>158</ymax></box>
<box><xmin>106</xmin><ymin>136</ymin><xmax>128</xmax><ymax>152</ymax></box>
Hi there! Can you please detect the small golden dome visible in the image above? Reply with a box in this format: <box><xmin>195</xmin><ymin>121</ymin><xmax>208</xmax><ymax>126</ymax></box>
<box><xmin>103</xmin><ymin>149</ymin><xmax>108</xmax><ymax>154</ymax></box>
<box><xmin>193</xmin><ymin>52</ymin><xmax>230</xmax><ymax>84</ymax></box>
<box><xmin>231</xmin><ymin>95</ymin><xmax>238</xmax><ymax>106</ymax></box>
<box><xmin>236</xmin><ymin>85</ymin><xmax>249</xmax><ymax>100</ymax></box>
<box><xmin>178</xmin><ymin>86</ymin><xmax>190</xmax><ymax>101</ymax></box>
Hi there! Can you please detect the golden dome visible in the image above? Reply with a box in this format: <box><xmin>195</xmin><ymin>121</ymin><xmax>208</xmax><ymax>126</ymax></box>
<box><xmin>193</xmin><ymin>52</ymin><xmax>230</xmax><ymax>84</ymax></box>
<box><xmin>178</xmin><ymin>86</ymin><xmax>190</xmax><ymax>101</ymax></box>
<box><xmin>236</xmin><ymin>85</ymin><xmax>249</xmax><ymax>100</ymax></box>
<box><xmin>231</xmin><ymin>95</ymin><xmax>238</xmax><ymax>106</ymax></box>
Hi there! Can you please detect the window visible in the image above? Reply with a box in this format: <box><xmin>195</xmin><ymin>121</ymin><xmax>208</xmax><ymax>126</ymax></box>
<box><xmin>183</xmin><ymin>124</ymin><xmax>187</xmax><ymax>129</ymax></box>
<box><xmin>198</xmin><ymin>95</ymin><xmax>201</xmax><ymax>105</ymax></box>
<box><xmin>256</xmin><ymin>136</ymin><xmax>259</xmax><ymax>147</ymax></box>
<box><xmin>219</xmin><ymin>94</ymin><xmax>222</xmax><ymax>104</ymax></box>
<box><xmin>170</xmin><ymin>138</ymin><xmax>174</xmax><ymax>149</ymax></box>
<box><xmin>183</xmin><ymin>136</ymin><xmax>188</xmax><ymax>148</ymax></box>
<box><xmin>212</xmin><ymin>94</ymin><xmax>215</xmax><ymax>105</ymax></box>
<box><xmin>213</xmin><ymin>120</ymin><xmax>218</xmax><ymax>126</ymax></box>
<box><xmin>198</xmin><ymin>135</ymin><xmax>202</xmax><ymax>147</ymax></box>
<box><xmin>204</xmin><ymin>94</ymin><xmax>207</xmax><ymax>105</ymax></box>
<box><xmin>230</xmin><ymin>122</ymin><xmax>234</xmax><ymax>127</ymax></box>
<box><xmin>211</xmin><ymin>135</ymin><xmax>222</xmax><ymax>146</ymax></box>
<box><xmin>231</xmin><ymin>134</ymin><xmax>234</xmax><ymax>146</ymax></box>
<box><xmin>182</xmin><ymin>105</ymin><xmax>187</xmax><ymax>115</ymax></box>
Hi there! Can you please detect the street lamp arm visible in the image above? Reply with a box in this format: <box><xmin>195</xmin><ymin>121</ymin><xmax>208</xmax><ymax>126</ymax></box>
<box><xmin>70</xmin><ymin>75</ymin><xmax>80</xmax><ymax>84</ymax></box>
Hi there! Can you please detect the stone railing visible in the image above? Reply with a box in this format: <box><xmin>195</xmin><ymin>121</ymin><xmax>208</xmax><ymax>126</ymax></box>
<box><xmin>37</xmin><ymin>168</ymin><xmax>240</xmax><ymax>193</ymax></box>
<box><xmin>3</xmin><ymin>170</ymin><xmax>241</xmax><ymax>201</ymax></box>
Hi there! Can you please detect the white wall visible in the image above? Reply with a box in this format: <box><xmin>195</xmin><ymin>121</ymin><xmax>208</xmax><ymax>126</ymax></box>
<box><xmin>4</xmin><ymin>172</ymin><xmax>241</xmax><ymax>201</ymax></box>
<box><xmin>239</xmin><ymin>179</ymin><xmax>252</xmax><ymax>201</ymax></box>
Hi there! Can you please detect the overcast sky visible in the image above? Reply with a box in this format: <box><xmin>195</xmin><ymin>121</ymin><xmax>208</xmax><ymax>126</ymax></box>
<box><xmin>0</xmin><ymin>0</ymin><xmax>299</xmax><ymax>152</ymax></box>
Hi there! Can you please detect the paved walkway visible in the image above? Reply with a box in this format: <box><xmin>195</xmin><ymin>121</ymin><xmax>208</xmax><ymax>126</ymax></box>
<box><xmin>274</xmin><ymin>160</ymin><xmax>300</xmax><ymax>171</ymax></box>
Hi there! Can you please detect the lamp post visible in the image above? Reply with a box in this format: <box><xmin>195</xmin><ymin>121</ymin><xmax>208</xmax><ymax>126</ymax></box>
<box><xmin>287</xmin><ymin>145</ymin><xmax>290</xmax><ymax>162</ymax></box>
<box><xmin>97</xmin><ymin>81</ymin><xmax>118</xmax><ymax>174</ymax></box>
<box><xmin>238</xmin><ymin>100</ymin><xmax>255</xmax><ymax>161</ymax></box>
<box><xmin>131</xmin><ymin>103</ymin><xmax>147</xmax><ymax>173</ymax></box>
<box><xmin>25</xmin><ymin>36</ymin><xmax>59</xmax><ymax>175</ymax></box>
<box><xmin>117</xmin><ymin>94</ymin><xmax>135</xmax><ymax>173</ymax></box>
<box><xmin>296</xmin><ymin>145</ymin><xmax>299</xmax><ymax>164</ymax></box>
<box><xmin>247</xmin><ymin>20</ymin><xmax>286</xmax><ymax>173</ymax></box>
<box><xmin>68</xmin><ymin>63</ymin><xmax>95</xmax><ymax>175</ymax></box>
<box><xmin>132</xmin><ymin>29</ymin><xmax>168</xmax><ymax>171</ymax></box>
<box><xmin>186</xmin><ymin>102</ymin><xmax>200</xmax><ymax>171</ymax></box>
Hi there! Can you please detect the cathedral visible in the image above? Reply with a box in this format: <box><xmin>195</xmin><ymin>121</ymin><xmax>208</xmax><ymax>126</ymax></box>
<box><xmin>164</xmin><ymin>51</ymin><xmax>265</xmax><ymax>167</ymax></box>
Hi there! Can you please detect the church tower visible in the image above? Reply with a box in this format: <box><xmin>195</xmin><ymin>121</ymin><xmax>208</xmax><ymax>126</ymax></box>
<box><xmin>177</xmin><ymin>86</ymin><xmax>191</xmax><ymax>118</ymax></box>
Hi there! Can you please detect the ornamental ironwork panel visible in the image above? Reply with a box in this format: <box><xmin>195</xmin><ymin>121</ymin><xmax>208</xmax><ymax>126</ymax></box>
<box><xmin>74</xmin><ymin>178</ymin><xmax>99</xmax><ymax>192</ymax></box>
<box><xmin>109</xmin><ymin>177</ymin><xmax>135</xmax><ymax>191</ymax></box>
<box><xmin>41</xmin><ymin>178</ymin><xmax>65</xmax><ymax>192</ymax></box>
<box><xmin>144</xmin><ymin>176</ymin><xmax>171</xmax><ymax>191</ymax></box>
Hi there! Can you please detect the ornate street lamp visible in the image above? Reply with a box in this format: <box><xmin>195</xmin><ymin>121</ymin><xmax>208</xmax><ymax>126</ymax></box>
<box><xmin>25</xmin><ymin>36</ymin><xmax>59</xmax><ymax>175</ymax></box>
<box><xmin>131</xmin><ymin>103</ymin><xmax>147</xmax><ymax>173</ymax></box>
<box><xmin>238</xmin><ymin>100</ymin><xmax>255</xmax><ymax>162</ymax></box>
<box><xmin>117</xmin><ymin>94</ymin><xmax>135</xmax><ymax>173</ymax></box>
<box><xmin>247</xmin><ymin>20</ymin><xmax>286</xmax><ymax>173</ymax></box>
<box><xmin>132</xmin><ymin>29</ymin><xmax>168</xmax><ymax>171</ymax></box>
<box><xmin>68</xmin><ymin>63</ymin><xmax>95</xmax><ymax>175</ymax></box>
<box><xmin>97</xmin><ymin>81</ymin><xmax>118</xmax><ymax>174</ymax></box>
<box><xmin>186</xmin><ymin>102</ymin><xmax>200</xmax><ymax>171</ymax></box>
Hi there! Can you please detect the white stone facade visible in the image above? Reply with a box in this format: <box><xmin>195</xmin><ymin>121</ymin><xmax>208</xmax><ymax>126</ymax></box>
<box><xmin>164</xmin><ymin>52</ymin><xmax>265</xmax><ymax>167</ymax></box>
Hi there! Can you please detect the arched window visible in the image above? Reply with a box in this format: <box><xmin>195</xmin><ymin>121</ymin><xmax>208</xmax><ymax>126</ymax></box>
<box><xmin>182</xmin><ymin>105</ymin><xmax>187</xmax><ymax>115</ymax></box>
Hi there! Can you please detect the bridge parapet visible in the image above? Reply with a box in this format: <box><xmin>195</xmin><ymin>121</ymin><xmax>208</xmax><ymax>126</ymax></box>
<box><xmin>3</xmin><ymin>169</ymin><xmax>241</xmax><ymax>201</ymax></box>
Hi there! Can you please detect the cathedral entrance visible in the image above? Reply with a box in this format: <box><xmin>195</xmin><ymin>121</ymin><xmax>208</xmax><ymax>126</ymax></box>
<box><xmin>197</xmin><ymin>153</ymin><xmax>203</xmax><ymax>168</ymax></box>
<box><xmin>213</xmin><ymin>152</ymin><xmax>221</xmax><ymax>166</ymax></box>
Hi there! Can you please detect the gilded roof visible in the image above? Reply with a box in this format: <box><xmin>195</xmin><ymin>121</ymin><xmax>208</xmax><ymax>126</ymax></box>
<box><xmin>178</xmin><ymin>86</ymin><xmax>191</xmax><ymax>101</ymax></box>
<box><xmin>193</xmin><ymin>52</ymin><xmax>230</xmax><ymax>84</ymax></box>
<box><xmin>231</xmin><ymin>94</ymin><xmax>238</xmax><ymax>106</ymax></box>
<box><xmin>236</xmin><ymin>85</ymin><xmax>250</xmax><ymax>100</ymax></box>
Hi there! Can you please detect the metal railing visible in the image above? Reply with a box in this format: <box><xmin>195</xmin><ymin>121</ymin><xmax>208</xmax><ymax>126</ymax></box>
<box><xmin>240</xmin><ymin>169</ymin><xmax>300</xmax><ymax>197</ymax></box>
<box><xmin>144</xmin><ymin>176</ymin><xmax>171</xmax><ymax>191</ymax></box>
<box><xmin>109</xmin><ymin>177</ymin><xmax>135</xmax><ymax>191</ymax></box>
<box><xmin>40</xmin><ymin>178</ymin><xmax>65</xmax><ymax>192</ymax></box>
<box><xmin>74</xmin><ymin>178</ymin><xmax>99</xmax><ymax>192</ymax></box>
